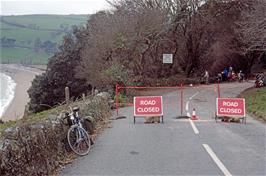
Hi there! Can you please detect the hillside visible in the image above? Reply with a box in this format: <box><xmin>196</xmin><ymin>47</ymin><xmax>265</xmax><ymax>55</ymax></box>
<box><xmin>0</xmin><ymin>14</ymin><xmax>88</xmax><ymax>64</ymax></box>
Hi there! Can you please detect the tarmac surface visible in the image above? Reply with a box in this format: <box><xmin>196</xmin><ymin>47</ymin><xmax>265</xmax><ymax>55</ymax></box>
<box><xmin>61</xmin><ymin>82</ymin><xmax>266</xmax><ymax>176</ymax></box>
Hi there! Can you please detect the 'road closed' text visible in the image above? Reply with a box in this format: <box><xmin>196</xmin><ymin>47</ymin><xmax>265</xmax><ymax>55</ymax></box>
<box><xmin>134</xmin><ymin>96</ymin><xmax>163</xmax><ymax>116</ymax></box>
<box><xmin>219</xmin><ymin>107</ymin><xmax>242</xmax><ymax>114</ymax></box>
<box><xmin>217</xmin><ymin>98</ymin><xmax>245</xmax><ymax>117</ymax></box>
<box><xmin>137</xmin><ymin>107</ymin><xmax>160</xmax><ymax>113</ymax></box>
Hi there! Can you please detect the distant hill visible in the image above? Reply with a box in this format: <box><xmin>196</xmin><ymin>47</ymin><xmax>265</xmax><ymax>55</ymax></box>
<box><xmin>0</xmin><ymin>14</ymin><xmax>88</xmax><ymax>65</ymax></box>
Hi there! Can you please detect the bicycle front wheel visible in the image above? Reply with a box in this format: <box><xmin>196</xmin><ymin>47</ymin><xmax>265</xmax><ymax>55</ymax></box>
<box><xmin>67</xmin><ymin>125</ymin><xmax>91</xmax><ymax>156</ymax></box>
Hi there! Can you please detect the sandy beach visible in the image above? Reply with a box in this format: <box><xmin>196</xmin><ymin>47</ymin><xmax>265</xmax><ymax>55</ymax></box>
<box><xmin>0</xmin><ymin>64</ymin><xmax>44</xmax><ymax>122</ymax></box>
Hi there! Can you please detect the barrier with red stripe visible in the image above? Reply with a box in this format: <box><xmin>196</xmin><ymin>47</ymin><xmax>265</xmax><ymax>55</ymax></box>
<box><xmin>115</xmin><ymin>82</ymin><xmax>222</xmax><ymax>118</ymax></box>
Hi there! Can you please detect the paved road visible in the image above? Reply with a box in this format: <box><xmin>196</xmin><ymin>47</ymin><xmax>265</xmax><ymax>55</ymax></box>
<box><xmin>61</xmin><ymin>82</ymin><xmax>266</xmax><ymax>176</ymax></box>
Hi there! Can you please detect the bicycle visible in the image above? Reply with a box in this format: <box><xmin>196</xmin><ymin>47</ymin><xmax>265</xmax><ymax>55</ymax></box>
<box><xmin>63</xmin><ymin>106</ymin><xmax>91</xmax><ymax>156</ymax></box>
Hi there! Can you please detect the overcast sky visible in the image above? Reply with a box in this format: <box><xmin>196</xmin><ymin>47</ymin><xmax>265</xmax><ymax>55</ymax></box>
<box><xmin>1</xmin><ymin>0</ymin><xmax>112</xmax><ymax>15</ymax></box>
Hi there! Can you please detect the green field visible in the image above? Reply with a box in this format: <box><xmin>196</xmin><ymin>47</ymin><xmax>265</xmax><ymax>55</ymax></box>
<box><xmin>241</xmin><ymin>87</ymin><xmax>266</xmax><ymax>121</ymax></box>
<box><xmin>0</xmin><ymin>47</ymin><xmax>52</xmax><ymax>64</ymax></box>
<box><xmin>1</xmin><ymin>28</ymin><xmax>59</xmax><ymax>44</ymax></box>
<box><xmin>1</xmin><ymin>14</ymin><xmax>88</xmax><ymax>64</ymax></box>
<box><xmin>2</xmin><ymin>15</ymin><xmax>88</xmax><ymax>29</ymax></box>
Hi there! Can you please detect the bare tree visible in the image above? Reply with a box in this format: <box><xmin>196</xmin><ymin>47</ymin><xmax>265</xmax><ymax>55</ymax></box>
<box><xmin>237</xmin><ymin>0</ymin><xmax>266</xmax><ymax>53</ymax></box>
<box><xmin>236</xmin><ymin>0</ymin><xmax>266</xmax><ymax>70</ymax></box>
<box><xmin>76</xmin><ymin>0</ymin><xmax>264</xmax><ymax>87</ymax></box>
<box><xmin>77</xmin><ymin>0</ymin><xmax>170</xmax><ymax>86</ymax></box>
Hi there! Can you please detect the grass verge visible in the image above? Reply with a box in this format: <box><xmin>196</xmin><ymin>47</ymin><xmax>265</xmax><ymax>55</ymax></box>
<box><xmin>0</xmin><ymin>106</ymin><xmax>63</xmax><ymax>133</ymax></box>
<box><xmin>239</xmin><ymin>87</ymin><xmax>266</xmax><ymax>122</ymax></box>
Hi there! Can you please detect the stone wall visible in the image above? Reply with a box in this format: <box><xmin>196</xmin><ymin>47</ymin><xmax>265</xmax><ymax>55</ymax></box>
<box><xmin>0</xmin><ymin>93</ymin><xmax>112</xmax><ymax>176</ymax></box>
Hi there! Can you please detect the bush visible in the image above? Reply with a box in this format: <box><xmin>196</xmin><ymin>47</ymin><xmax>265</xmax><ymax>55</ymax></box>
<box><xmin>82</xmin><ymin>95</ymin><xmax>111</xmax><ymax>121</ymax></box>
<box><xmin>104</xmin><ymin>64</ymin><xmax>129</xmax><ymax>85</ymax></box>
<box><xmin>113</xmin><ymin>93</ymin><xmax>126</xmax><ymax>104</ymax></box>
<box><xmin>0</xmin><ymin>93</ymin><xmax>112</xmax><ymax>175</ymax></box>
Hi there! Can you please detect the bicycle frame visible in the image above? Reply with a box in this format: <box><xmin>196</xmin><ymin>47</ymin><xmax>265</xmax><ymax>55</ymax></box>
<box><xmin>66</xmin><ymin>106</ymin><xmax>91</xmax><ymax>156</ymax></box>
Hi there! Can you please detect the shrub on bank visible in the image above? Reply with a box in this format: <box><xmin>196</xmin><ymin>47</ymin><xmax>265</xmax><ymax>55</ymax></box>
<box><xmin>0</xmin><ymin>93</ymin><xmax>112</xmax><ymax>175</ymax></box>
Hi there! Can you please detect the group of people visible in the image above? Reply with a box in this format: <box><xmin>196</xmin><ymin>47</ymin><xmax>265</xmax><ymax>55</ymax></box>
<box><xmin>203</xmin><ymin>66</ymin><xmax>245</xmax><ymax>85</ymax></box>
<box><xmin>217</xmin><ymin>66</ymin><xmax>244</xmax><ymax>83</ymax></box>
<box><xmin>202</xmin><ymin>67</ymin><xmax>265</xmax><ymax>88</ymax></box>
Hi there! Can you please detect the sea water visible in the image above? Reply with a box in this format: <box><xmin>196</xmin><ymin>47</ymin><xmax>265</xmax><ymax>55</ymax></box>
<box><xmin>0</xmin><ymin>72</ymin><xmax>16</xmax><ymax>118</ymax></box>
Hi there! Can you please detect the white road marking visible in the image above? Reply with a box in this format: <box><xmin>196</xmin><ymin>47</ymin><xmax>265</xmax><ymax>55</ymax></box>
<box><xmin>189</xmin><ymin>92</ymin><xmax>199</xmax><ymax>100</ymax></box>
<box><xmin>203</xmin><ymin>144</ymin><xmax>232</xmax><ymax>176</ymax></box>
<box><xmin>186</xmin><ymin>92</ymin><xmax>200</xmax><ymax>134</ymax></box>
<box><xmin>189</xmin><ymin>119</ymin><xmax>199</xmax><ymax>134</ymax></box>
<box><xmin>186</xmin><ymin>92</ymin><xmax>199</xmax><ymax>111</ymax></box>
<box><xmin>185</xmin><ymin>102</ymin><xmax>189</xmax><ymax>111</ymax></box>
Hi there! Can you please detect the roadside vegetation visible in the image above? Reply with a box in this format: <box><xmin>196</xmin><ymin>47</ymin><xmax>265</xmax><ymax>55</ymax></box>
<box><xmin>0</xmin><ymin>105</ymin><xmax>63</xmax><ymax>134</ymax></box>
<box><xmin>241</xmin><ymin>87</ymin><xmax>266</xmax><ymax>121</ymax></box>
<box><xmin>27</xmin><ymin>0</ymin><xmax>266</xmax><ymax>114</ymax></box>
<box><xmin>0</xmin><ymin>94</ymin><xmax>112</xmax><ymax>176</ymax></box>
<box><xmin>0</xmin><ymin>93</ymin><xmax>110</xmax><ymax>133</ymax></box>
<box><xmin>0</xmin><ymin>14</ymin><xmax>87</xmax><ymax>64</ymax></box>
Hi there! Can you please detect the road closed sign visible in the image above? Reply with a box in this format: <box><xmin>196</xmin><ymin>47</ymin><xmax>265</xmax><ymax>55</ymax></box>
<box><xmin>216</xmin><ymin>98</ymin><xmax>245</xmax><ymax>117</ymax></box>
<box><xmin>134</xmin><ymin>96</ymin><xmax>163</xmax><ymax>116</ymax></box>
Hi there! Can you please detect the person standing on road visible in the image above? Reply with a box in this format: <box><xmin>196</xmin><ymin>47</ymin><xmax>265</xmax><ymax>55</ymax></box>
<box><xmin>229</xmin><ymin>66</ymin><xmax>233</xmax><ymax>72</ymax></box>
<box><xmin>238</xmin><ymin>70</ymin><xmax>244</xmax><ymax>82</ymax></box>
<box><xmin>228</xmin><ymin>66</ymin><xmax>233</xmax><ymax>81</ymax></box>
<box><xmin>222</xmin><ymin>68</ymin><xmax>228</xmax><ymax>81</ymax></box>
<box><xmin>217</xmin><ymin>72</ymin><xmax>222</xmax><ymax>82</ymax></box>
<box><xmin>204</xmin><ymin>70</ymin><xmax>209</xmax><ymax>84</ymax></box>
<box><xmin>231</xmin><ymin>71</ymin><xmax>236</xmax><ymax>81</ymax></box>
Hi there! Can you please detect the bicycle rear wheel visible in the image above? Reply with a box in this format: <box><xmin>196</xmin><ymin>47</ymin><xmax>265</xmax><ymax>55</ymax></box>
<box><xmin>67</xmin><ymin>125</ymin><xmax>91</xmax><ymax>156</ymax></box>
